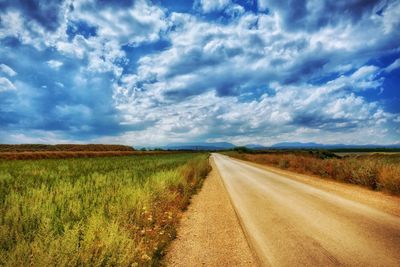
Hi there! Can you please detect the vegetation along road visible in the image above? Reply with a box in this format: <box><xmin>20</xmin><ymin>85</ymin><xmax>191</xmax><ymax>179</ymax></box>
<box><xmin>213</xmin><ymin>153</ymin><xmax>400</xmax><ymax>267</ymax></box>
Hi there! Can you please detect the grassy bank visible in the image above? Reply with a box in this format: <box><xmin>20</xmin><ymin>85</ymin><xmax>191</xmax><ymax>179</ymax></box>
<box><xmin>225</xmin><ymin>151</ymin><xmax>400</xmax><ymax>195</ymax></box>
<box><xmin>0</xmin><ymin>153</ymin><xmax>210</xmax><ymax>266</ymax></box>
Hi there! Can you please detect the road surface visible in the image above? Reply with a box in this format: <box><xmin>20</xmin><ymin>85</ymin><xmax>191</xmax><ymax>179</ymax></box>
<box><xmin>213</xmin><ymin>153</ymin><xmax>400</xmax><ymax>267</ymax></box>
<box><xmin>165</xmin><ymin>158</ymin><xmax>257</xmax><ymax>266</ymax></box>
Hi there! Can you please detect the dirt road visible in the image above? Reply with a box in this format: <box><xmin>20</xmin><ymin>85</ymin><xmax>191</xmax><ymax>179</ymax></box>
<box><xmin>213</xmin><ymin>153</ymin><xmax>400</xmax><ymax>267</ymax></box>
<box><xmin>165</xmin><ymin>157</ymin><xmax>257</xmax><ymax>266</ymax></box>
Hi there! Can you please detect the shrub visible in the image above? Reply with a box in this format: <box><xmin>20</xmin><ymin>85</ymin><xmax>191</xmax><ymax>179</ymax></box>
<box><xmin>233</xmin><ymin>146</ymin><xmax>252</xmax><ymax>153</ymax></box>
<box><xmin>378</xmin><ymin>165</ymin><xmax>400</xmax><ymax>194</ymax></box>
<box><xmin>278</xmin><ymin>159</ymin><xmax>289</xmax><ymax>169</ymax></box>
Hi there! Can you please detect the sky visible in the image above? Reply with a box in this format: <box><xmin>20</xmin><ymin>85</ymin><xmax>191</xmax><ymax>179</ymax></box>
<box><xmin>0</xmin><ymin>0</ymin><xmax>399</xmax><ymax>146</ymax></box>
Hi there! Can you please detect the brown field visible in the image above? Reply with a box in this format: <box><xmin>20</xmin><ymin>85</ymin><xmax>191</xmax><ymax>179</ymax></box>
<box><xmin>225</xmin><ymin>151</ymin><xmax>400</xmax><ymax>195</ymax></box>
<box><xmin>0</xmin><ymin>144</ymin><xmax>188</xmax><ymax>160</ymax></box>
<box><xmin>0</xmin><ymin>144</ymin><xmax>135</xmax><ymax>152</ymax></box>
<box><xmin>0</xmin><ymin>150</ymin><xmax>181</xmax><ymax>160</ymax></box>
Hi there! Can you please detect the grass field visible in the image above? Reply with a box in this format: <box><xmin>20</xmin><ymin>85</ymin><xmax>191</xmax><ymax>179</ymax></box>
<box><xmin>225</xmin><ymin>151</ymin><xmax>400</xmax><ymax>195</ymax></box>
<box><xmin>0</xmin><ymin>144</ymin><xmax>135</xmax><ymax>152</ymax></box>
<box><xmin>0</xmin><ymin>153</ymin><xmax>210</xmax><ymax>266</ymax></box>
<box><xmin>0</xmin><ymin>150</ymin><xmax>184</xmax><ymax>160</ymax></box>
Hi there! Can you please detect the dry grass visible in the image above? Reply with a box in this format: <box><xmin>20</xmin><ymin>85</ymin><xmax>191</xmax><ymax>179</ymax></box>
<box><xmin>378</xmin><ymin>165</ymin><xmax>400</xmax><ymax>194</ymax></box>
<box><xmin>0</xmin><ymin>150</ymin><xmax>182</xmax><ymax>160</ymax></box>
<box><xmin>0</xmin><ymin>144</ymin><xmax>140</xmax><ymax>160</ymax></box>
<box><xmin>0</xmin><ymin>153</ymin><xmax>211</xmax><ymax>266</ymax></box>
<box><xmin>0</xmin><ymin>144</ymin><xmax>135</xmax><ymax>152</ymax></box>
<box><xmin>225</xmin><ymin>152</ymin><xmax>400</xmax><ymax>195</ymax></box>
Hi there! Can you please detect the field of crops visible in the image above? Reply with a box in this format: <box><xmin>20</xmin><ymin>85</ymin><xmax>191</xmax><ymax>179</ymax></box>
<box><xmin>225</xmin><ymin>151</ymin><xmax>400</xmax><ymax>195</ymax></box>
<box><xmin>0</xmin><ymin>153</ymin><xmax>210</xmax><ymax>266</ymax></box>
<box><xmin>0</xmin><ymin>144</ymin><xmax>135</xmax><ymax>152</ymax></box>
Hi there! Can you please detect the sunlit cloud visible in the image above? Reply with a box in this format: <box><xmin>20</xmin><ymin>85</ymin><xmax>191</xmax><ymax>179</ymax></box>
<box><xmin>0</xmin><ymin>0</ymin><xmax>399</xmax><ymax>145</ymax></box>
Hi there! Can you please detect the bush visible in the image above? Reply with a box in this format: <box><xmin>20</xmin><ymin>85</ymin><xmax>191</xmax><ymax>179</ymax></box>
<box><xmin>378</xmin><ymin>165</ymin><xmax>400</xmax><ymax>194</ymax></box>
<box><xmin>233</xmin><ymin>146</ymin><xmax>252</xmax><ymax>153</ymax></box>
<box><xmin>278</xmin><ymin>159</ymin><xmax>289</xmax><ymax>169</ymax></box>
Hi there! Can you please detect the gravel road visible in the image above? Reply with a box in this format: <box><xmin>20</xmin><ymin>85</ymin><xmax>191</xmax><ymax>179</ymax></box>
<box><xmin>165</xmin><ymin>157</ymin><xmax>257</xmax><ymax>266</ymax></box>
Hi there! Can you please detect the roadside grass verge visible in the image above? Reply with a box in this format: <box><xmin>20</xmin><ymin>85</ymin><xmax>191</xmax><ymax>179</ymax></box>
<box><xmin>224</xmin><ymin>151</ymin><xmax>400</xmax><ymax>195</ymax></box>
<box><xmin>0</xmin><ymin>153</ymin><xmax>211</xmax><ymax>266</ymax></box>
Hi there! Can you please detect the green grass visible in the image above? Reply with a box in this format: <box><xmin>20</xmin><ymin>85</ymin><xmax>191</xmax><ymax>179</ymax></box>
<box><xmin>0</xmin><ymin>153</ymin><xmax>210</xmax><ymax>266</ymax></box>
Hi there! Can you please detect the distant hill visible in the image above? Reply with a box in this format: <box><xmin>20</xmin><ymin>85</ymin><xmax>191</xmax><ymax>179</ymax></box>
<box><xmin>164</xmin><ymin>142</ymin><xmax>235</xmax><ymax>151</ymax></box>
<box><xmin>270</xmin><ymin>142</ymin><xmax>400</xmax><ymax>149</ymax></box>
<box><xmin>271</xmin><ymin>142</ymin><xmax>324</xmax><ymax>148</ymax></box>
<box><xmin>133</xmin><ymin>141</ymin><xmax>400</xmax><ymax>152</ymax></box>
<box><xmin>244</xmin><ymin>144</ymin><xmax>268</xmax><ymax>149</ymax></box>
<box><xmin>157</xmin><ymin>141</ymin><xmax>400</xmax><ymax>151</ymax></box>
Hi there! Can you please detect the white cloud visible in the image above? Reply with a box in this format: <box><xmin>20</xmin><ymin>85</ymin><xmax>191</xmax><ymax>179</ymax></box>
<box><xmin>47</xmin><ymin>60</ymin><xmax>64</xmax><ymax>70</ymax></box>
<box><xmin>0</xmin><ymin>0</ymin><xmax>166</xmax><ymax>79</ymax></box>
<box><xmin>257</xmin><ymin>0</ymin><xmax>268</xmax><ymax>11</ymax></box>
<box><xmin>0</xmin><ymin>11</ymin><xmax>28</xmax><ymax>43</ymax></box>
<box><xmin>57</xmin><ymin>34</ymin><xmax>125</xmax><ymax>75</ymax></box>
<box><xmin>225</xmin><ymin>4</ymin><xmax>245</xmax><ymax>17</ymax></box>
<box><xmin>382</xmin><ymin>0</ymin><xmax>400</xmax><ymax>34</ymax></box>
<box><xmin>351</xmin><ymin>65</ymin><xmax>378</xmax><ymax>79</ymax></box>
<box><xmin>56</xmin><ymin>35</ymin><xmax>86</xmax><ymax>59</ymax></box>
<box><xmin>120</xmin><ymin>10</ymin><xmax>386</xmax><ymax>112</ymax></box>
<box><xmin>55</xmin><ymin>82</ymin><xmax>64</xmax><ymax>87</ymax></box>
<box><xmin>0</xmin><ymin>130</ymin><xmax>77</xmax><ymax>144</ymax></box>
<box><xmin>0</xmin><ymin>3</ymin><xmax>70</xmax><ymax>50</ymax></box>
<box><xmin>0</xmin><ymin>64</ymin><xmax>17</xmax><ymax>77</ymax></box>
<box><xmin>0</xmin><ymin>77</ymin><xmax>16</xmax><ymax>92</ymax></box>
<box><xmin>106</xmin><ymin>5</ymin><xmax>400</xmax><ymax>145</ymax></box>
<box><xmin>56</xmin><ymin>0</ymin><xmax>166</xmax><ymax>76</ymax></box>
<box><xmin>71</xmin><ymin>0</ymin><xmax>168</xmax><ymax>46</ymax></box>
<box><xmin>385</xmin><ymin>58</ymin><xmax>400</xmax><ymax>73</ymax></box>
<box><xmin>197</xmin><ymin>0</ymin><xmax>231</xmax><ymax>13</ymax></box>
<box><xmin>1</xmin><ymin>0</ymin><xmax>399</xmax><ymax>145</ymax></box>
<box><xmin>113</xmin><ymin>64</ymin><xmax>393</xmax><ymax>146</ymax></box>
<box><xmin>345</xmin><ymin>65</ymin><xmax>383</xmax><ymax>91</ymax></box>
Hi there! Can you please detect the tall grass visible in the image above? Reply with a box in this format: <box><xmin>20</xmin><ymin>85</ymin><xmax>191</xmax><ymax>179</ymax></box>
<box><xmin>0</xmin><ymin>153</ymin><xmax>210</xmax><ymax>266</ymax></box>
<box><xmin>225</xmin><ymin>152</ymin><xmax>400</xmax><ymax>195</ymax></box>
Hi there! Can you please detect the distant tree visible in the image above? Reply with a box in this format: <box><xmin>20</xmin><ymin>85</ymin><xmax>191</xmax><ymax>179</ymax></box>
<box><xmin>233</xmin><ymin>146</ymin><xmax>252</xmax><ymax>153</ymax></box>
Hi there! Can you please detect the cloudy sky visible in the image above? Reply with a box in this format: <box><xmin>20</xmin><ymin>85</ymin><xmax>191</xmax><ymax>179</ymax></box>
<box><xmin>0</xmin><ymin>0</ymin><xmax>399</xmax><ymax>146</ymax></box>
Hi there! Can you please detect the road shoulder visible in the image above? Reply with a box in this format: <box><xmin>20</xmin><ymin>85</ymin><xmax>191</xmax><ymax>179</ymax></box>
<box><xmin>164</xmin><ymin>156</ymin><xmax>257</xmax><ymax>267</ymax></box>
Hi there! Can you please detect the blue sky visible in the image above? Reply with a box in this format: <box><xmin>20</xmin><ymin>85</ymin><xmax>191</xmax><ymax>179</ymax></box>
<box><xmin>0</xmin><ymin>0</ymin><xmax>399</xmax><ymax>146</ymax></box>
